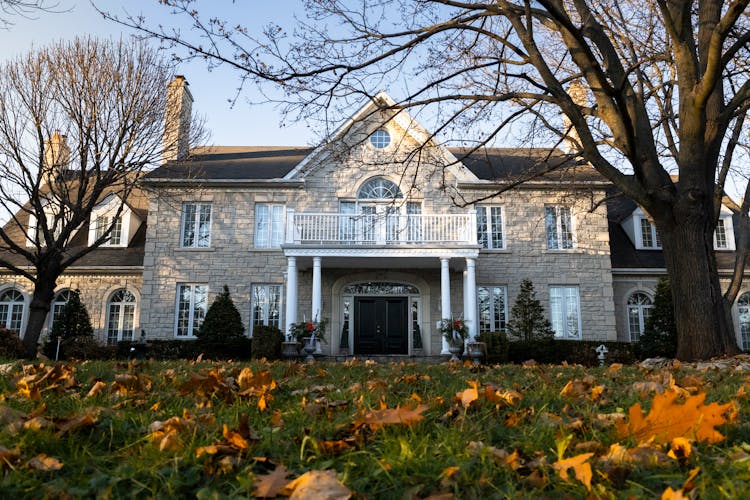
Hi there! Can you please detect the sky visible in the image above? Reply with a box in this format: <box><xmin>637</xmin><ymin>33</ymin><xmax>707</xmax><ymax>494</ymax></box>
<box><xmin>0</xmin><ymin>0</ymin><xmax>317</xmax><ymax>147</ymax></box>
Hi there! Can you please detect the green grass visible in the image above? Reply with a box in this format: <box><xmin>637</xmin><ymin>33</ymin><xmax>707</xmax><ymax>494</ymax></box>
<box><xmin>1</xmin><ymin>358</ymin><xmax>749</xmax><ymax>498</ymax></box>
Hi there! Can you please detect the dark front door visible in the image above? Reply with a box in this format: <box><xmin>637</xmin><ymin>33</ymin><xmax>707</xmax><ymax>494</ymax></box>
<box><xmin>354</xmin><ymin>297</ymin><xmax>408</xmax><ymax>354</ymax></box>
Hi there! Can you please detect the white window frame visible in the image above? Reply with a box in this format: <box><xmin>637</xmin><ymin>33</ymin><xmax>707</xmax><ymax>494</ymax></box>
<box><xmin>180</xmin><ymin>203</ymin><xmax>212</xmax><ymax>248</ymax></box>
<box><xmin>250</xmin><ymin>284</ymin><xmax>283</xmax><ymax>336</ymax></box>
<box><xmin>477</xmin><ymin>285</ymin><xmax>508</xmax><ymax>332</ymax></box>
<box><xmin>636</xmin><ymin>217</ymin><xmax>662</xmax><ymax>249</ymax></box>
<box><xmin>549</xmin><ymin>286</ymin><xmax>581</xmax><ymax>339</ymax></box>
<box><xmin>626</xmin><ymin>291</ymin><xmax>653</xmax><ymax>342</ymax></box>
<box><xmin>254</xmin><ymin>204</ymin><xmax>285</xmax><ymax>248</ymax></box>
<box><xmin>49</xmin><ymin>289</ymin><xmax>72</xmax><ymax>330</ymax></box>
<box><xmin>94</xmin><ymin>214</ymin><xmax>123</xmax><ymax>247</ymax></box>
<box><xmin>738</xmin><ymin>292</ymin><xmax>750</xmax><ymax>351</ymax></box>
<box><xmin>545</xmin><ymin>206</ymin><xmax>575</xmax><ymax>250</ymax></box>
<box><xmin>476</xmin><ymin>206</ymin><xmax>505</xmax><ymax>250</ymax></box>
<box><xmin>106</xmin><ymin>289</ymin><xmax>137</xmax><ymax>345</ymax></box>
<box><xmin>174</xmin><ymin>284</ymin><xmax>208</xmax><ymax>338</ymax></box>
<box><xmin>714</xmin><ymin>215</ymin><xmax>736</xmax><ymax>250</ymax></box>
<box><xmin>0</xmin><ymin>288</ymin><xmax>26</xmax><ymax>334</ymax></box>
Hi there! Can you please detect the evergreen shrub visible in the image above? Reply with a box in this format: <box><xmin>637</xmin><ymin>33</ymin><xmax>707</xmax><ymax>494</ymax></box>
<box><xmin>251</xmin><ymin>325</ymin><xmax>284</xmax><ymax>360</ymax></box>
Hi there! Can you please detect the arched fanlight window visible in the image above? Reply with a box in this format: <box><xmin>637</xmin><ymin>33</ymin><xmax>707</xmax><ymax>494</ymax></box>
<box><xmin>627</xmin><ymin>292</ymin><xmax>653</xmax><ymax>342</ymax></box>
<box><xmin>106</xmin><ymin>289</ymin><xmax>136</xmax><ymax>345</ymax></box>
<box><xmin>358</xmin><ymin>178</ymin><xmax>403</xmax><ymax>200</ymax></box>
<box><xmin>738</xmin><ymin>292</ymin><xmax>750</xmax><ymax>351</ymax></box>
<box><xmin>0</xmin><ymin>289</ymin><xmax>25</xmax><ymax>333</ymax></box>
<box><xmin>49</xmin><ymin>289</ymin><xmax>72</xmax><ymax>329</ymax></box>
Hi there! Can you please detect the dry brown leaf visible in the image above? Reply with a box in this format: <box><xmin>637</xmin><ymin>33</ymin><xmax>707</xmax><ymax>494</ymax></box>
<box><xmin>616</xmin><ymin>389</ymin><xmax>736</xmax><ymax>444</ymax></box>
<box><xmin>56</xmin><ymin>414</ymin><xmax>97</xmax><ymax>437</ymax></box>
<box><xmin>28</xmin><ymin>453</ymin><xmax>64</xmax><ymax>471</ymax></box>
<box><xmin>253</xmin><ymin>465</ymin><xmax>293</xmax><ymax>498</ymax></box>
<box><xmin>317</xmin><ymin>439</ymin><xmax>354</xmax><ymax>456</ymax></box>
<box><xmin>355</xmin><ymin>404</ymin><xmax>428</xmax><ymax>429</ymax></box>
<box><xmin>223</xmin><ymin>424</ymin><xmax>249</xmax><ymax>450</ymax></box>
<box><xmin>0</xmin><ymin>446</ymin><xmax>21</xmax><ymax>468</ymax></box>
<box><xmin>282</xmin><ymin>470</ymin><xmax>352</xmax><ymax>499</ymax></box>
<box><xmin>553</xmin><ymin>452</ymin><xmax>594</xmax><ymax>491</ymax></box>
<box><xmin>455</xmin><ymin>381</ymin><xmax>479</xmax><ymax>408</ymax></box>
<box><xmin>0</xmin><ymin>404</ymin><xmax>27</xmax><ymax>427</ymax></box>
<box><xmin>86</xmin><ymin>380</ymin><xmax>107</xmax><ymax>398</ymax></box>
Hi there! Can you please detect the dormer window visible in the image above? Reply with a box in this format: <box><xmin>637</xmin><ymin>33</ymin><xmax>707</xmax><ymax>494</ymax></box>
<box><xmin>639</xmin><ymin>218</ymin><xmax>661</xmax><ymax>249</ymax></box>
<box><xmin>714</xmin><ymin>214</ymin><xmax>736</xmax><ymax>250</ymax></box>
<box><xmin>95</xmin><ymin>215</ymin><xmax>123</xmax><ymax>246</ymax></box>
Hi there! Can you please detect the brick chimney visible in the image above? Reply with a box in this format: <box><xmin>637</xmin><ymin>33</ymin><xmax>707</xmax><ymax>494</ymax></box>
<box><xmin>163</xmin><ymin>75</ymin><xmax>193</xmax><ymax>162</ymax></box>
<box><xmin>562</xmin><ymin>81</ymin><xmax>587</xmax><ymax>153</ymax></box>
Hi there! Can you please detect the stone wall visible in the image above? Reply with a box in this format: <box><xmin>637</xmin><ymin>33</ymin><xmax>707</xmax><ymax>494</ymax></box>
<box><xmin>0</xmin><ymin>271</ymin><xmax>142</xmax><ymax>344</ymax></box>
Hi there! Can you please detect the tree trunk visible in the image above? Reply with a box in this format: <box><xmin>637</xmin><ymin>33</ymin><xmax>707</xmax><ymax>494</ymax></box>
<box><xmin>21</xmin><ymin>279</ymin><xmax>56</xmax><ymax>358</ymax></box>
<box><xmin>660</xmin><ymin>215</ymin><xmax>741</xmax><ymax>361</ymax></box>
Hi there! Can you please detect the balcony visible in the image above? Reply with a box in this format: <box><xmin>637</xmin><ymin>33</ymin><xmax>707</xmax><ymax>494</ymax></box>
<box><xmin>285</xmin><ymin>210</ymin><xmax>477</xmax><ymax>246</ymax></box>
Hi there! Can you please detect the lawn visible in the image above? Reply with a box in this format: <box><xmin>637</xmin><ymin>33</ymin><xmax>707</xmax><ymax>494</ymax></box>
<box><xmin>1</xmin><ymin>357</ymin><xmax>749</xmax><ymax>498</ymax></box>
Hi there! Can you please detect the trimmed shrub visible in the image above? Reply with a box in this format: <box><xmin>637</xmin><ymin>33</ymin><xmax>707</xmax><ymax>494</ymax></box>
<box><xmin>196</xmin><ymin>285</ymin><xmax>245</xmax><ymax>342</ymax></box>
<box><xmin>43</xmin><ymin>289</ymin><xmax>98</xmax><ymax>359</ymax></box>
<box><xmin>507</xmin><ymin>279</ymin><xmax>554</xmax><ymax>341</ymax></box>
<box><xmin>476</xmin><ymin>331</ymin><xmax>508</xmax><ymax>364</ymax></box>
<box><xmin>251</xmin><ymin>325</ymin><xmax>284</xmax><ymax>360</ymax></box>
<box><xmin>0</xmin><ymin>328</ymin><xmax>25</xmax><ymax>359</ymax></box>
<box><xmin>116</xmin><ymin>338</ymin><xmax>252</xmax><ymax>360</ymax></box>
<box><xmin>507</xmin><ymin>339</ymin><xmax>638</xmax><ymax>366</ymax></box>
<box><xmin>640</xmin><ymin>277</ymin><xmax>677</xmax><ymax>359</ymax></box>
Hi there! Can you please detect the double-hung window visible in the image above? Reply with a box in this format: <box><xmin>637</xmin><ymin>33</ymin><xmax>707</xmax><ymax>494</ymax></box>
<box><xmin>255</xmin><ymin>204</ymin><xmax>285</xmax><ymax>248</ymax></box>
<box><xmin>180</xmin><ymin>203</ymin><xmax>212</xmax><ymax>248</ymax></box>
<box><xmin>476</xmin><ymin>206</ymin><xmax>504</xmax><ymax>249</ymax></box>
<box><xmin>96</xmin><ymin>215</ymin><xmax>123</xmax><ymax>246</ymax></box>
<box><xmin>175</xmin><ymin>284</ymin><xmax>207</xmax><ymax>337</ymax></box>
<box><xmin>477</xmin><ymin>286</ymin><xmax>507</xmax><ymax>332</ymax></box>
<box><xmin>549</xmin><ymin>286</ymin><xmax>581</xmax><ymax>339</ymax></box>
<box><xmin>250</xmin><ymin>284</ymin><xmax>282</xmax><ymax>335</ymax></box>
<box><xmin>545</xmin><ymin>206</ymin><xmax>574</xmax><ymax>249</ymax></box>
<box><xmin>639</xmin><ymin>218</ymin><xmax>661</xmax><ymax>249</ymax></box>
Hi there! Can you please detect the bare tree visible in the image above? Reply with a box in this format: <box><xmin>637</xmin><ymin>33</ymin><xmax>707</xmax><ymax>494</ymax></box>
<box><xmin>0</xmin><ymin>37</ymin><xmax>201</xmax><ymax>355</ymax></box>
<box><xmin>1</xmin><ymin>1</ymin><xmax>63</xmax><ymax>29</ymax></box>
<box><xmin>102</xmin><ymin>0</ymin><xmax>750</xmax><ymax>360</ymax></box>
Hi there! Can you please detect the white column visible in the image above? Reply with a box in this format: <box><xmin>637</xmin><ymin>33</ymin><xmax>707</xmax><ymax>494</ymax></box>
<box><xmin>440</xmin><ymin>257</ymin><xmax>451</xmax><ymax>354</ymax></box>
<box><xmin>466</xmin><ymin>258</ymin><xmax>477</xmax><ymax>341</ymax></box>
<box><xmin>312</xmin><ymin>257</ymin><xmax>322</xmax><ymax>322</ymax></box>
<box><xmin>284</xmin><ymin>257</ymin><xmax>298</xmax><ymax>340</ymax></box>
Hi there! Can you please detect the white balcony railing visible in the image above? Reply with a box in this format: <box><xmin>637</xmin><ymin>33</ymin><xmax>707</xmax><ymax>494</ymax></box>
<box><xmin>285</xmin><ymin>210</ymin><xmax>477</xmax><ymax>245</ymax></box>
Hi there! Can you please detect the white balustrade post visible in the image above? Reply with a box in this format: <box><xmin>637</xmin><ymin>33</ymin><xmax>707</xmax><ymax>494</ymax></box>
<box><xmin>440</xmin><ymin>257</ymin><xmax>451</xmax><ymax>354</ymax></box>
<box><xmin>466</xmin><ymin>258</ymin><xmax>477</xmax><ymax>340</ymax></box>
<box><xmin>285</xmin><ymin>209</ymin><xmax>296</xmax><ymax>243</ymax></box>
<box><xmin>284</xmin><ymin>257</ymin><xmax>298</xmax><ymax>340</ymax></box>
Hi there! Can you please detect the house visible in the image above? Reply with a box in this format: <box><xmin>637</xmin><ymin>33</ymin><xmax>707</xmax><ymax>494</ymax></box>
<box><xmin>1</xmin><ymin>76</ymin><xmax>748</xmax><ymax>356</ymax></box>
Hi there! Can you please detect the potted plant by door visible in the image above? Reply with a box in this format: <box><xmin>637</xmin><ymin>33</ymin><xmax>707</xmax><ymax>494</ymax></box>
<box><xmin>439</xmin><ymin>318</ymin><xmax>468</xmax><ymax>362</ymax></box>
<box><xmin>290</xmin><ymin>319</ymin><xmax>327</xmax><ymax>361</ymax></box>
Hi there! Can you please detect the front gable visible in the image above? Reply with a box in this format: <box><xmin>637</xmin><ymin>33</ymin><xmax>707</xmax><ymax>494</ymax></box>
<box><xmin>283</xmin><ymin>92</ymin><xmax>478</xmax><ymax>212</ymax></box>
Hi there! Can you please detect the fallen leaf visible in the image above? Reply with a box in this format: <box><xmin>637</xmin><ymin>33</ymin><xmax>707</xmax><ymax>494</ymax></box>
<box><xmin>668</xmin><ymin>437</ymin><xmax>692</xmax><ymax>463</ymax></box>
<box><xmin>455</xmin><ymin>381</ymin><xmax>479</xmax><ymax>408</ymax></box>
<box><xmin>553</xmin><ymin>452</ymin><xmax>593</xmax><ymax>491</ymax></box>
<box><xmin>355</xmin><ymin>404</ymin><xmax>429</xmax><ymax>429</ymax></box>
<box><xmin>616</xmin><ymin>389</ymin><xmax>736</xmax><ymax>444</ymax></box>
<box><xmin>56</xmin><ymin>414</ymin><xmax>97</xmax><ymax>437</ymax></box>
<box><xmin>253</xmin><ymin>465</ymin><xmax>293</xmax><ymax>498</ymax></box>
<box><xmin>87</xmin><ymin>380</ymin><xmax>107</xmax><ymax>398</ymax></box>
<box><xmin>28</xmin><ymin>454</ymin><xmax>63</xmax><ymax>471</ymax></box>
<box><xmin>282</xmin><ymin>469</ymin><xmax>351</xmax><ymax>499</ymax></box>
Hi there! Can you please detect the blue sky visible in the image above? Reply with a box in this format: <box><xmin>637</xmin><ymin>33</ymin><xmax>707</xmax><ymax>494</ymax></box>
<box><xmin>0</xmin><ymin>1</ymin><xmax>316</xmax><ymax>146</ymax></box>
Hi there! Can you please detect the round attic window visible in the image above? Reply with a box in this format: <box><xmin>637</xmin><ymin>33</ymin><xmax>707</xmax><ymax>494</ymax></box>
<box><xmin>369</xmin><ymin>129</ymin><xmax>391</xmax><ymax>149</ymax></box>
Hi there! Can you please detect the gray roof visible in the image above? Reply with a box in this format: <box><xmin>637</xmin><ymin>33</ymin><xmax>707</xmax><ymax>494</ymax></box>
<box><xmin>145</xmin><ymin>146</ymin><xmax>605</xmax><ymax>184</ymax></box>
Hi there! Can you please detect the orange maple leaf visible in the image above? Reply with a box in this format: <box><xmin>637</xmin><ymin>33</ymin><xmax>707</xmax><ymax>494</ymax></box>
<box><xmin>356</xmin><ymin>404</ymin><xmax>429</xmax><ymax>429</ymax></box>
<box><xmin>616</xmin><ymin>389</ymin><xmax>736</xmax><ymax>444</ymax></box>
<box><xmin>281</xmin><ymin>470</ymin><xmax>351</xmax><ymax>499</ymax></box>
<box><xmin>553</xmin><ymin>452</ymin><xmax>594</xmax><ymax>491</ymax></box>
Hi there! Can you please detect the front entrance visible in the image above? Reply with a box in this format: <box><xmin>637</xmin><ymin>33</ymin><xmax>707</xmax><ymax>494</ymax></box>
<box><xmin>354</xmin><ymin>297</ymin><xmax>408</xmax><ymax>354</ymax></box>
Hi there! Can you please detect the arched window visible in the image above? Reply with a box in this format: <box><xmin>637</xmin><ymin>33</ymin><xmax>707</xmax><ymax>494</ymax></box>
<box><xmin>106</xmin><ymin>289</ymin><xmax>136</xmax><ymax>345</ymax></box>
<box><xmin>0</xmin><ymin>289</ymin><xmax>25</xmax><ymax>333</ymax></box>
<box><xmin>627</xmin><ymin>292</ymin><xmax>653</xmax><ymax>342</ymax></box>
<box><xmin>50</xmin><ymin>289</ymin><xmax>72</xmax><ymax>329</ymax></box>
<box><xmin>738</xmin><ymin>293</ymin><xmax>750</xmax><ymax>351</ymax></box>
<box><xmin>358</xmin><ymin>178</ymin><xmax>403</xmax><ymax>200</ymax></box>
<box><xmin>369</xmin><ymin>129</ymin><xmax>391</xmax><ymax>149</ymax></box>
